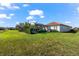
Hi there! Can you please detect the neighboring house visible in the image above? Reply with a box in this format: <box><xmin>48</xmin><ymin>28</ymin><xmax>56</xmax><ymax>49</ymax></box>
<box><xmin>30</xmin><ymin>23</ymin><xmax>46</xmax><ymax>33</ymax></box>
<box><xmin>0</xmin><ymin>27</ymin><xmax>5</xmax><ymax>30</ymax></box>
<box><xmin>35</xmin><ymin>23</ymin><xmax>46</xmax><ymax>30</ymax></box>
<box><xmin>45</xmin><ymin>22</ymin><xmax>72</xmax><ymax>32</ymax></box>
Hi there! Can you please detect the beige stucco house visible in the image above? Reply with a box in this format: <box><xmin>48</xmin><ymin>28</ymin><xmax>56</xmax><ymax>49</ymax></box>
<box><xmin>45</xmin><ymin>22</ymin><xmax>72</xmax><ymax>32</ymax></box>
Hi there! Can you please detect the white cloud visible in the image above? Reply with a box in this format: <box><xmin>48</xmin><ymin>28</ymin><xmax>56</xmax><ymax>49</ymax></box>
<box><xmin>26</xmin><ymin>16</ymin><xmax>36</xmax><ymax>24</ymax></box>
<box><xmin>77</xmin><ymin>7</ymin><xmax>79</xmax><ymax>13</ymax></box>
<box><xmin>9</xmin><ymin>14</ymin><xmax>15</xmax><ymax>16</ymax></box>
<box><xmin>29</xmin><ymin>9</ymin><xmax>45</xmax><ymax>19</ymax></box>
<box><xmin>30</xmin><ymin>20</ymin><xmax>36</xmax><ymax>25</ymax></box>
<box><xmin>0</xmin><ymin>21</ymin><xmax>5</xmax><ymax>24</ymax></box>
<box><xmin>16</xmin><ymin>22</ymin><xmax>20</xmax><ymax>25</ymax></box>
<box><xmin>0</xmin><ymin>3</ymin><xmax>11</xmax><ymax>7</ymax></box>
<box><xmin>26</xmin><ymin>9</ymin><xmax>45</xmax><ymax>24</ymax></box>
<box><xmin>29</xmin><ymin>20</ymin><xmax>36</xmax><ymax>25</ymax></box>
<box><xmin>29</xmin><ymin>9</ymin><xmax>44</xmax><ymax>16</ymax></box>
<box><xmin>6</xmin><ymin>17</ymin><xmax>11</xmax><ymax>19</ymax></box>
<box><xmin>23</xmin><ymin>4</ymin><xmax>29</xmax><ymax>7</ymax></box>
<box><xmin>0</xmin><ymin>7</ymin><xmax>5</xmax><ymax>10</ymax></box>
<box><xmin>0</xmin><ymin>14</ymin><xmax>8</xmax><ymax>18</ymax></box>
<box><xmin>40</xmin><ymin>15</ymin><xmax>45</xmax><ymax>18</ymax></box>
<box><xmin>65</xmin><ymin>21</ymin><xmax>71</xmax><ymax>24</ymax></box>
<box><xmin>12</xmin><ymin>5</ymin><xmax>20</xmax><ymax>9</ymax></box>
<box><xmin>26</xmin><ymin>16</ymin><xmax>34</xmax><ymax>20</ymax></box>
<box><xmin>0</xmin><ymin>14</ymin><xmax>14</xmax><ymax>19</ymax></box>
<box><xmin>0</xmin><ymin>3</ymin><xmax>20</xmax><ymax>10</ymax></box>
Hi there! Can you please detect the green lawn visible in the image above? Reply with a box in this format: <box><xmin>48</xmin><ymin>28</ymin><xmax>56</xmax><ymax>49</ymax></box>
<box><xmin>0</xmin><ymin>30</ymin><xmax>79</xmax><ymax>56</ymax></box>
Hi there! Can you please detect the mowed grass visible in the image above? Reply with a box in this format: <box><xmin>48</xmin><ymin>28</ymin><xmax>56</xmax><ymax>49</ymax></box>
<box><xmin>0</xmin><ymin>30</ymin><xmax>79</xmax><ymax>56</ymax></box>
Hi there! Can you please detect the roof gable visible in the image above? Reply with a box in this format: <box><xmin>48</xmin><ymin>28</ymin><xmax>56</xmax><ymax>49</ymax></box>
<box><xmin>47</xmin><ymin>22</ymin><xmax>72</xmax><ymax>27</ymax></box>
<box><xmin>47</xmin><ymin>22</ymin><xmax>60</xmax><ymax>26</ymax></box>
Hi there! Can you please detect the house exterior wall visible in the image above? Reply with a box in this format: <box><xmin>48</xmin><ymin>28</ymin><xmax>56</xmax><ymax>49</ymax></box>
<box><xmin>57</xmin><ymin>26</ymin><xmax>60</xmax><ymax>31</ymax></box>
<box><xmin>60</xmin><ymin>25</ymin><xmax>72</xmax><ymax>32</ymax></box>
<box><xmin>48</xmin><ymin>25</ymin><xmax>60</xmax><ymax>31</ymax></box>
<box><xmin>46</xmin><ymin>25</ymin><xmax>72</xmax><ymax>32</ymax></box>
<box><xmin>43</xmin><ymin>26</ymin><xmax>48</xmax><ymax>30</ymax></box>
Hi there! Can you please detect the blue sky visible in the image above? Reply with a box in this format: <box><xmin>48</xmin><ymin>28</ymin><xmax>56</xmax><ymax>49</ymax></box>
<box><xmin>0</xmin><ymin>3</ymin><xmax>79</xmax><ymax>27</ymax></box>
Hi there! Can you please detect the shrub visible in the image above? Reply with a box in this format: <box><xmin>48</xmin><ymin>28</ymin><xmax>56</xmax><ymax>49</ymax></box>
<box><xmin>0</xmin><ymin>27</ymin><xmax>5</xmax><ymax>30</ymax></box>
<box><xmin>30</xmin><ymin>28</ymin><xmax>37</xmax><ymax>34</ymax></box>
<box><xmin>24</xmin><ymin>28</ymin><xmax>31</xmax><ymax>34</ymax></box>
<box><xmin>38</xmin><ymin>29</ymin><xmax>47</xmax><ymax>33</ymax></box>
<box><xmin>47</xmin><ymin>29</ymin><xmax>59</xmax><ymax>32</ymax></box>
<box><xmin>52</xmin><ymin>30</ymin><xmax>59</xmax><ymax>32</ymax></box>
<box><xmin>69</xmin><ymin>29</ymin><xmax>78</xmax><ymax>33</ymax></box>
<box><xmin>16</xmin><ymin>25</ymin><xmax>24</xmax><ymax>32</ymax></box>
<box><xmin>16</xmin><ymin>22</ymin><xmax>31</xmax><ymax>34</ymax></box>
<box><xmin>67</xmin><ymin>27</ymin><xmax>79</xmax><ymax>33</ymax></box>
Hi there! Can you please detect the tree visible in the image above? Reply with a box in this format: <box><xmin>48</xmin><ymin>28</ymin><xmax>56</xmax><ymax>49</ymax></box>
<box><xmin>16</xmin><ymin>22</ymin><xmax>37</xmax><ymax>34</ymax></box>
<box><xmin>16</xmin><ymin>22</ymin><xmax>47</xmax><ymax>34</ymax></box>
<box><xmin>23</xmin><ymin>22</ymin><xmax>31</xmax><ymax>33</ymax></box>
<box><xmin>16</xmin><ymin>23</ymin><xmax>24</xmax><ymax>31</ymax></box>
<box><xmin>69</xmin><ymin>27</ymin><xmax>79</xmax><ymax>33</ymax></box>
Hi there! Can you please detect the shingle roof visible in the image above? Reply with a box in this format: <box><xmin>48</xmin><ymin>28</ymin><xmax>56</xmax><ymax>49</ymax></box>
<box><xmin>47</xmin><ymin>22</ymin><xmax>60</xmax><ymax>25</ymax></box>
<box><xmin>47</xmin><ymin>22</ymin><xmax>72</xmax><ymax>27</ymax></box>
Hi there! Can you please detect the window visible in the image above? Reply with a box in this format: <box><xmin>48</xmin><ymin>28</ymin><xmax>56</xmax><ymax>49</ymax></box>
<box><xmin>54</xmin><ymin>26</ymin><xmax>57</xmax><ymax>30</ymax></box>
